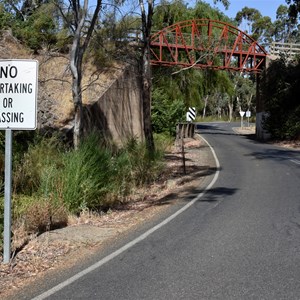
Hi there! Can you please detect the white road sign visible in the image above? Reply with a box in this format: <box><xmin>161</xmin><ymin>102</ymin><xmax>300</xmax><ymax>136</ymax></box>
<box><xmin>0</xmin><ymin>59</ymin><xmax>38</xmax><ymax>130</ymax></box>
<box><xmin>239</xmin><ymin>111</ymin><xmax>245</xmax><ymax>117</ymax></box>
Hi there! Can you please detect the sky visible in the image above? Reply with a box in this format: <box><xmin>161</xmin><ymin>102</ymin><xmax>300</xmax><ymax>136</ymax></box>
<box><xmin>199</xmin><ymin>0</ymin><xmax>288</xmax><ymax>21</ymax></box>
<box><xmin>118</xmin><ymin>1</ymin><xmax>288</xmax><ymax>23</ymax></box>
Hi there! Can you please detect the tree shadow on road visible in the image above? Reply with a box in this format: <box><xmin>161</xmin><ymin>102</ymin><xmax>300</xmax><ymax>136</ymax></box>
<box><xmin>182</xmin><ymin>186</ymin><xmax>238</xmax><ymax>203</ymax></box>
<box><xmin>243</xmin><ymin>147</ymin><xmax>300</xmax><ymax>162</ymax></box>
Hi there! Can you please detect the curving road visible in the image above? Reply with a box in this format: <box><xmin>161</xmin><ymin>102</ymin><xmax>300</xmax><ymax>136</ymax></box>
<box><xmin>30</xmin><ymin>122</ymin><xmax>300</xmax><ymax>300</ymax></box>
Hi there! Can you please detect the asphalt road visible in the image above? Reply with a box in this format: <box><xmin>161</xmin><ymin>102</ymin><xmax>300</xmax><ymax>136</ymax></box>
<box><xmin>32</xmin><ymin>122</ymin><xmax>300</xmax><ymax>300</ymax></box>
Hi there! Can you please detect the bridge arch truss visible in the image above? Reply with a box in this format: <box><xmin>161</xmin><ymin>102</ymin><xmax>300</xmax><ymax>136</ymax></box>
<box><xmin>150</xmin><ymin>19</ymin><xmax>268</xmax><ymax>73</ymax></box>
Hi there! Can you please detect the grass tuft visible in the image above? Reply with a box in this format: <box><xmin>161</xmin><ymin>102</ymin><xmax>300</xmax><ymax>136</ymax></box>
<box><xmin>0</xmin><ymin>133</ymin><xmax>169</xmax><ymax>251</ymax></box>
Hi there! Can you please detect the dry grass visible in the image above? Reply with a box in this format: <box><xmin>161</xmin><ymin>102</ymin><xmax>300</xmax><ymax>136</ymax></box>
<box><xmin>0</xmin><ymin>30</ymin><xmax>30</xmax><ymax>59</ymax></box>
<box><xmin>37</xmin><ymin>53</ymin><xmax>128</xmax><ymax>125</ymax></box>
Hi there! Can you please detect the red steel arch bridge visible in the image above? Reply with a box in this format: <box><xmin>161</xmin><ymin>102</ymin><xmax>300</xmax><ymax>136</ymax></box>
<box><xmin>150</xmin><ymin>19</ymin><xmax>268</xmax><ymax>73</ymax></box>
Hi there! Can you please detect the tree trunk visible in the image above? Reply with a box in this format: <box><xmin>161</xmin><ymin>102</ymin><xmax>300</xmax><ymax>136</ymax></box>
<box><xmin>64</xmin><ymin>0</ymin><xmax>102</xmax><ymax>149</ymax></box>
<box><xmin>141</xmin><ymin>43</ymin><xmax>154</xmax><ymax>153</ymax></box>
<box><xmin>74</xmin><ymin>101</ymin><xmax>83</xmax><ymax>148</ymax></box>
<box><xmin>70</xmin><ymin>37</ymin><xmax>83</xmax><ymax>149</ymax></box>
<box><xmin>228</xmin><ymin>100</ymin><xmax>233</xmax><ymax>122</ymax></box>
<box><xmin>202</xmin><ymin>95</ymin><xmax>208</xmax><ymax>118</ymax></box>
<box><xmin>139</xmin><ymin>0</ymin><xmax>154</xmax><ymax>153</ymax></box>
<box><xmin>217</xmin><ymin>107</ymin><xmax>221</xmax><ymax>119</ymax></box>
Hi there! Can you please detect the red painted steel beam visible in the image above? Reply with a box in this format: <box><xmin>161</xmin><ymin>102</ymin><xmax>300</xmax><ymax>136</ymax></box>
<box><xmin>150</xmin><ymin>19</ymin><xmax>268</xmax><ymax>73</ymax></box>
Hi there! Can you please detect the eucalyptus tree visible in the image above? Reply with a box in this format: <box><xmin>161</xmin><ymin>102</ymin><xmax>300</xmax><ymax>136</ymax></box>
<box><xmin>56</xmin><ymin>0</ymin><xmax>103</xmax><ymax>148</ymax></box>
<box><xmin>286</xmin><ymin>0</ymin><xmax>300</xmax><ymax>22</ymax></box>
<box><xmin>260</xmin><ymin>56</ymin><xmax>300</xmax><ymax>139</ymax></box>
<box><xmin>193</xmin><ymin>0</ymin><xmax>230</xmax><ymax>20</ymax></box>
<box><xmin>235</xmin><ymin>76</ymin><xmax>256</xmax><ymax>112</ymax></box>
<box><xmin>235</xmin><ymin>7</ymin><xmax>273</xmax><ymax>46</ymax></box>
<box><xmin>152</xmin><ymin>0</ymin><xmax>191</xmax><ymax>29</ymax></box>
<box><xmin>273</xmin><ymin>3</ymin><xmax>300</xmax><ymax>43</ymax></box>
<box><xmin>1</xmin><ymin>0</ymin><xmax>47</xmax><ymax>21</ymax></box>
<box><xmin>0</xmin><ymin>2</ymin><xmax>15</xmax><ymax>29</ymax></box>
<box><xmin>138</xmin><ymin>0</ymin><xmax>156</xmax><ymax>152</ymax></box>
<box><xmin>0</xmin><ymin>0</ymin><xmax>59</xmax><ymax>51</ymax></box>
<box><xmin>203</xmin><ymin>70</ymin><xmax>234</xmax><ymax>120</ymax></box>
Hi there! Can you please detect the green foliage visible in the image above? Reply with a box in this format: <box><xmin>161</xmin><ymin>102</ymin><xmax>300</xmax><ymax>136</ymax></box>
<box><xmin>122</xmin><ymin>137</ymin><xmax>165</xmax><ymax>187</ymax></box>
<box><xmin>0</xmin><ymin>130</ymin><xmax>36</xmax><ymax>197</ymax></box>
<box><xmin>90</xmin><ymin>14</ymin><xmax>140</xmax><ymax>67</ymax></box>
<box><xmin>235</xmin><ymin>76</ymin><xmax>256</xmax><ymax>111</ymax></box>
<box><xmin>260</xmin><ymin>57</ymin><xmax>300</xmax><ymax>140</ymax></box>
<box><xmin>0</xmin><ymin>133</ymin><xmax>167</xmax><ymax>249</ymax></box>
<box><xmin>152</xmin><ymin>87</ymin><xmax>186</xmax><ymax>136</ymax></box>
<box><xmin>193</xmin><ymin>1</ymin><xmax>231</xmax><ymax>21</ymax></box>
<box><xmin>153</xmin><ymin>132</ymin><xmax>174</xmax><ymax>151</ymax></box>
<box><xmin>40</xmin><ymin>135</ymin><xmax>113</xmax><ymax>213</ymax></box>
<box><xmin>287</xmin><ymin>0</ymin><xmax>300</xmax><ymax>23</ymax></box>
<box><xmin>0</xmin><ymin>4</ymin><xmax>14</xmax><ymax>30</ymax></box>
<box><xmin>13</xmin><ymin>135</ymin><xmax>62</xmax><ymax>195</ymax></box>
<box><xmin>32</xmin><ymin>134</ymin><xmax>165</xmax><ymax>213</ymax></box>
<box><xmin>152</xmin><ymin>0</ymin><xmax>191</xmax><ymax>29</ymax></box>
<box><xmin>11</xmin><ymin>3</ymin><xmax>58</xmax><ymax>52</ymax></box>
<box><xmin>151</xmin><ymin>1</ymin><xmax>239</xmax><ymax>122</ymax></box>
<box><xmin>0</xmin><ymin>2</ymin><xmax>60</xmax><ymax>52</ymax></box>
<box><xmin>55</xmin><ymin>28</ymin><xmax>72</xmax><ymax>53</ymax></box>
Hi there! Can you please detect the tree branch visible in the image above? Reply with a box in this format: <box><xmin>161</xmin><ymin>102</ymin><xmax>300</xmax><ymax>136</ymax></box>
<box><xmin>170</xmin><ymin>52</ymin><xmax>212</xmax><ymax>75</ymax></box>
<box><xmin>82</xmin><ymin>0</ymin><xmax>102</xmax><ymax>52</ymax></box>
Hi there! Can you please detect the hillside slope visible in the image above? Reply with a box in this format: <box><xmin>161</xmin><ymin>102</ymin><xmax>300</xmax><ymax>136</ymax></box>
<box><xmin>1</xmin><ymin>30</ymin><xmax>143</xmax><ymax>144</ymax></box>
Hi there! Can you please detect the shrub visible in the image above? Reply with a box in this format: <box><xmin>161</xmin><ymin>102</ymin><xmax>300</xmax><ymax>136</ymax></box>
<box><xmin>152</xmin><ymin>88</ymin><xmax>186</xmax><ymax>136</ymax></box>
<box><xmin>37</xmin><ymin>135</ymin><xmax>166</xmax><ymax>213</ymax></box>
<box><xmin>13</xmin><ymin>136</ymin><xmax>63</xmax><ymax>195</ymax></box>
<box><xmin>38</xmin><ymin>134</ymin><xmax>115</xmax><ymax>213</ymax></box>
<box><xmin>13</xmin><ymin>195</ymin><xmax>68</xmax><ymax>235</ymax></box>
<box><xmin>261</xmin><ymin>57</ymin><xmax>300</xmax><ymax>140</ymax></box>
<box><xmin>0</xmin><ymin>133</ymin><xmax>168</xmax><ymax>249</ymax></box>
<box><xmin>12</xmin><ymin>3</ymin><xmax>58</xmax><ymax>52</ymax></box>
<box><xmin>0</xmin><ymin>5</ymin><xmax>14</xmax><ymax>30</ymax></box>
<box><xmin>123</xmin><ymin>137</ymin><xmax>165</xmax><ymax>186</ymax></box>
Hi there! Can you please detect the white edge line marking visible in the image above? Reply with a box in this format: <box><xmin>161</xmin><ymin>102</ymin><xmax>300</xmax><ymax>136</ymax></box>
<box><xmin>290</xmin><ymin>159</ymin><xmax>300</xmax><ymax>165</ymax></box>
<box><xmin>32</xmin><ymin>136</ymin><xmax>220</xmax><ymax>300</ymax></box>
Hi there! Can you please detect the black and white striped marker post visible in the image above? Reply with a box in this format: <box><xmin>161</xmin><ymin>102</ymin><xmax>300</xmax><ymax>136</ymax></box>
<box><xmin>186</xmin><ymin>107</ymin><xmax>196</xmax><ymax>122</ymax></box>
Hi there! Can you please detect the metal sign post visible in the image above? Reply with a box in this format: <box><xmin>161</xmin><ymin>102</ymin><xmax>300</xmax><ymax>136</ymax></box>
<box><xmin>3</xmin><ymin>129</ymin><xmax>12</xmax><ymax>263</ymax></box>
<box><xmin>246</xmin><ymin>110</ymin><xmax>251</xmax><ymax>127</ymax></box>
<box><xmin>239</xmin><ymin>111</ymin><xmax>245</xmax><ymax>128</ymax></box>
<box><xmin>1</xmin><ymin>59</ymin><xmax>38</xmax><ymax>263</ymax></box>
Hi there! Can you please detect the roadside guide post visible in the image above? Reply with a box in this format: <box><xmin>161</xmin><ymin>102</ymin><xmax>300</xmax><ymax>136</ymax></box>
<box><xmin>0</xmin><ymin>59</ymin><xmax>38</xmax><ymax>263</ymax></box>
<box><xmin>239</xmin><ymin>111</ymin><xmax>245</xmax><ymax>128</ymax></box>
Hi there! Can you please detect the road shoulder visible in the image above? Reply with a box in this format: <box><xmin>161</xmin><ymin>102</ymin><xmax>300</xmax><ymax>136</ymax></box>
<box><xmin>1</xmin><ymin>134</ymin><xmax>217</xmax><ymax>300</ymax></box>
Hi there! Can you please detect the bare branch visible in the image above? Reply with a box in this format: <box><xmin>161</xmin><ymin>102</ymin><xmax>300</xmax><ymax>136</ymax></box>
<box><xmin>82</xmin><ymin>0</ymin><xmax>102</xmax><ymax>52</ymax></box>
<box><xmin>171</xmin><ymin>52</ymin><xmax>213</xmax><ymax>75</ymax></box>
<box><xmin>39</xmin><ymin>78</ymin><xmax>71</xmax><ymax>85</ymax></box>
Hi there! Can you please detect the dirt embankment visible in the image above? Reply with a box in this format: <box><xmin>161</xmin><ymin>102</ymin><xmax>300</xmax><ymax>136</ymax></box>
<box><xmin>1</xmin><ymin>30</ymin><xmax>134</xmax><ymax>141</ymax></box>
